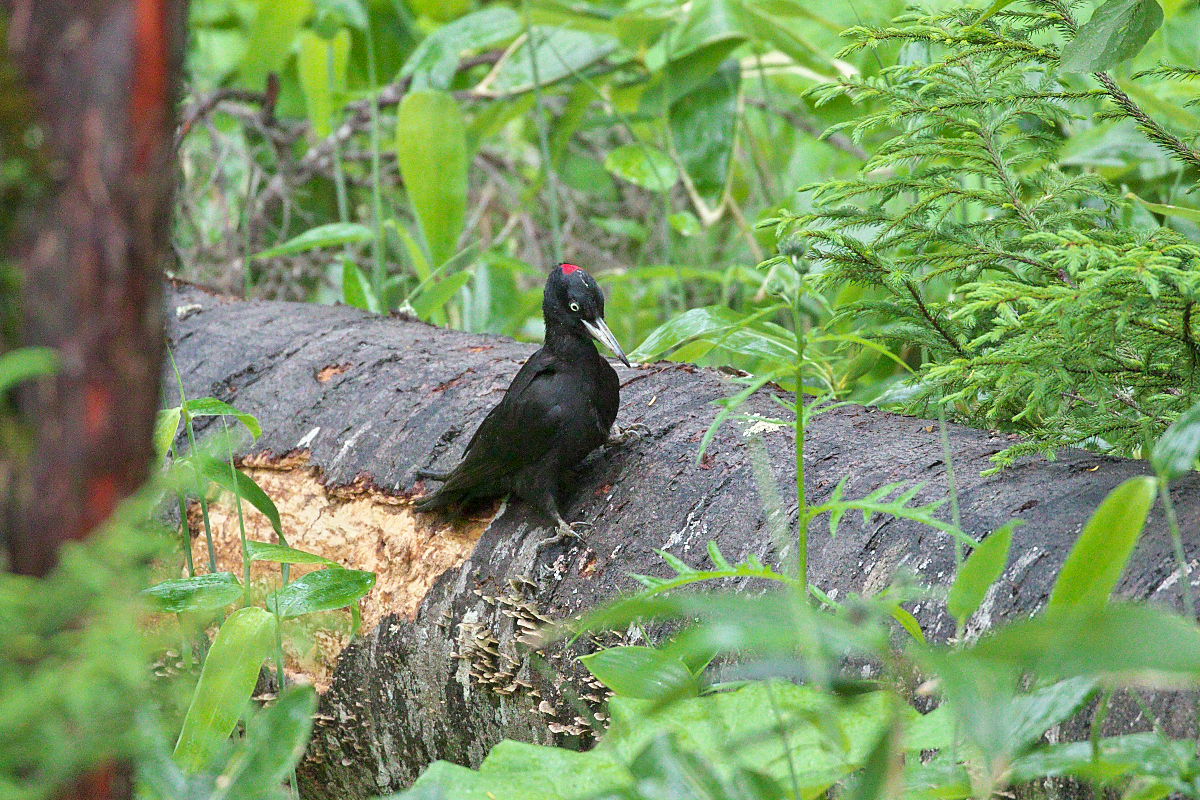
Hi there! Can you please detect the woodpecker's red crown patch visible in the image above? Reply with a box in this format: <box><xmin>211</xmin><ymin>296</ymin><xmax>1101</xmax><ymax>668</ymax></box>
<box><xmin>561</xmin><ymin>263</ymin><xmax>580</xmax><ymax>275</ymax></box>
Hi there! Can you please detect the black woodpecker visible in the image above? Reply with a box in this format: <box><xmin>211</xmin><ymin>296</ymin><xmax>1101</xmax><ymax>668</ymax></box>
<box><xmin>414</xmin><ymin>263</ymin><xmax>645</xmax><ymax>547</ymax></box>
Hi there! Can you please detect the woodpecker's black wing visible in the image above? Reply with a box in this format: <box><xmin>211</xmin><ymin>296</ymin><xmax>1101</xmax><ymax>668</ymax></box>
<box><xmin>414</xmin><ymin>348</ymin><xmax>573</xmax><ymax>510</ymax></box>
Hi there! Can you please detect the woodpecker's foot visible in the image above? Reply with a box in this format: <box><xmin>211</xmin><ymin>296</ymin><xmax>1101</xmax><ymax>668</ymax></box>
<box><xmin>535</xmin><ymin>520</ymin><xmax>593</xmax><ymax>552</ymax></box>
<box><xmin>414</xmin><ymin>468</ymin><xmax>451</xmax><ymax>482</ymax></box>
<box><xmin>606</xmin><ymin>423</ymin><xmax>650</xmax><ymax>447</ymax></box>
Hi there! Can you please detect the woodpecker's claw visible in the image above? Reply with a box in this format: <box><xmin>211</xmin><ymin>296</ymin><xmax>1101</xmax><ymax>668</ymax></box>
<box><xmin>536</xmin><ymin>520</ymin><xmax>593</xmax><ymax>552</ymax></box>
<box><xmin>607</xmin><ymin>423</ymin><xmax>650</xmax><ymax>446</ymax></box>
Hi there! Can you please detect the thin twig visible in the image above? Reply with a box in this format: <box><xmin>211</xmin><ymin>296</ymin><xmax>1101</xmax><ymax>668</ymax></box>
<box><xmin>744</xmin><ymin>96</ymin><xmax>869</xmax><ymax>160</ymax></box>
<box><xmin>904</xmin><ymin>279</ymin><xmax>967</xmax><ymax>357</ymax></box>
<box><xmin>177</xmin><ymin>87</ymin><xmax>269</xmax><ymax>144</ymax></box>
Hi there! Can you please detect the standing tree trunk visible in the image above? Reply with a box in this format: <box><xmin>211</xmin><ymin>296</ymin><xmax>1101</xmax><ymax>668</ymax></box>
<box><xmin>3</xmin><ymin>0</ymin><xmax>183</xmax><ymax>574</ymax></box>
<box><xmin>0</xmin><ymin>1</ymin><xmax>184</xmax><ymax>797</ymax></box>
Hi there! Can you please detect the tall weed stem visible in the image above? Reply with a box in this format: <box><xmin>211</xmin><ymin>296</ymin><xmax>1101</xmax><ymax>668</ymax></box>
<box><xmin>791</xmin><ymin>302</ymin><xmax>808</xmax><ymax>589</ymax></box>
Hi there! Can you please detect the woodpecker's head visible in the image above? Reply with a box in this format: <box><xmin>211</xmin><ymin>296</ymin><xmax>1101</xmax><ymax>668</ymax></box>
<box><xmin>543</xmin><ymin>263</ymin><xmax>629</xmax><ymax>367</ymax></box>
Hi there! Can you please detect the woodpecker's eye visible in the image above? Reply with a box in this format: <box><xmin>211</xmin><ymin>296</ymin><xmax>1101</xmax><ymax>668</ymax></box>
<box><xmin>569</xmin><ymin>302</ymin><xmax>580</xmax><ymax>312</ymax></box>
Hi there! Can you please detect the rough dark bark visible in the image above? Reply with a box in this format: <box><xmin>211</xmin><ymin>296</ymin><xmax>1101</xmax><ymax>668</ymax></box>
<box><xmin>166</xmin><ymin>283</ymin><xmax>1200</xmax><ymax>799</ymax></box>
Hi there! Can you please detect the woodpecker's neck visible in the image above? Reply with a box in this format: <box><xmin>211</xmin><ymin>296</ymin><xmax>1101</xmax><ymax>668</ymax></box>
<box><xmin>544</xmin><ymin>317</ymin><xmax>600</xmax><ymax>364</ymax></box>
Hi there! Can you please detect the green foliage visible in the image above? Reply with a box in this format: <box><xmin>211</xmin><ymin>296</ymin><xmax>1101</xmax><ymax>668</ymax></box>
<box><xmin>402</xmin><ymin>401</ymin><xmax>1200</xmax><ymax>800</ymax></box>
<box><xmin>581</xmin><ymin>646</ymin><xmax>699</xmax><ymax>701</ymax></box>
<box><xmin>137</xmin><ymin>1</ymin><xmax>1200</xmax><ymax>798</ymax></box>
<box><xmin>0</xmin><ymin>520</ymin><xmax>153</xmax><ymax>800</ymax></box>
<box><xmin>252</xmin><ymin>222</ymin><xmax>374</xmax><ymax>260</ymax></box>
<box><xmin>173</xmin><ymin>606</ymin><xmax>277</xmax><ymax>773</ymax></box>
<box><xmin>0</xmin><ymin>346</ymin><xmax>57</xmax><ymax>393</ymax></box>
<box><xmin>142</xmin><ymin>572</ymin><xmax>245</xmax><ymax>614</ymax></box>
<box><xmin>266</xmin><ymin>567</ymin><xmax>376</xmax><ymax>618</ymax></box>
<box><xmin>1047</xmin><ymin>476</ymin><xmax>1156</xmax><ymax>615</ymax></box>
<box><xmin>946</xmin><ymin>520</ymin><xmax>1016</xmax><ymax>626</ymax></box>
<box><xmin>139</xmin><ymin>393</ymin><xmax>377</xmax><ymax>796</ymax></box>
<box><xmin>395</xmin><ymin>89</ymin><xmax>468</xmax><ymax>268</ymax></box>
<box><xmin>1059</xmin><ymin>0</ymin><xmax>1163</xmax><ymax>73</ymax></box>
<box><xmin>1152</xmin><ymin>396</ymin><xmax>1200</xmax><ymax>479</ymax></box>
<box><xmin>604</xmin><ymin>144</ymin><xmax>680</xmax><ymax>194</ymax></box>
<box><xmin>769</xmin><ymin>0</ymin><xmax>1200</xmax><ymax>466</ymax></box>
<box><xmin>139</xmin><ymin>685</ymin><xmax>317</xmax><ymax>800</ymax></box>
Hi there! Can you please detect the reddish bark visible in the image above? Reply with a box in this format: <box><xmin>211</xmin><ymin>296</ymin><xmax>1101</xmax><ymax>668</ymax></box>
<box><xmin>3</xmin><ymin>0</ymin><xmax>183</xmax><ymax>575</ymax></box>
<box><xmin>1</xmin><ymin>2</ymin><xmax>184</xmax><ymax>799</ymax></box>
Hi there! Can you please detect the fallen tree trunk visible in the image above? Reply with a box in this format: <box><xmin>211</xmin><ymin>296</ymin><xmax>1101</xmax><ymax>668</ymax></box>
<box><xmin>166</xmin><ymin>282</ymin><xmax>1200</xmax><ymax>799</ymax></box>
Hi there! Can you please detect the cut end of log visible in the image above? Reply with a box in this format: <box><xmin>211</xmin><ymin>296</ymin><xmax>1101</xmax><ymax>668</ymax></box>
<box><xmin>187</xmin><ymin>451</ymin><xmax>495</xmax><ymax>691</ymax></box>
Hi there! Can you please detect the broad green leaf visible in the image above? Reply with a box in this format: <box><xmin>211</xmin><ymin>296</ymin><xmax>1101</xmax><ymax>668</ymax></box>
<box><xmin>669</xmin><ymin>59</ymin><xmax>740</xmax><ymax>220</ymax></box>
<box><xmin>1129</xmin><ymin>192</ymin><xmax>1200</xmax><ymax>225</ymax></box>
<box><xmin>1009</xmin><ymin>732</ymin><xmax>1191</xmax><ymax>786</ymax></box>
<box><xmin>141</xmin><ymin>572</ymin><xmax>243</xmax><ymax>614</ymax></box>
<box><xmin>408</xmin><ymin>0</ymin><xmax>471</xmax><ymax>23</ymax></box>
<box><xmin>477</xmin><ymin>26</ymin><xmax>620</xmax><ymax>96</ymax></box>
<box><xmin>0</xmin><ymin>346</ymin><xmax>58</xmax><ymax>392</ymax></box>
<box><xmin>342</xmin><ymin>258</ymin><xmax>381</xmax><ymax>312</ymax></box>
<box><xmin>1047</xmin><ymin>477</ymin><xmax>1156</xmax><ymax>616</ymax></box>
<box><xmin>604</xmin><ymin>683</ymin><xmax>907</xmax><ymax>791</ymax></box>
<box><xmin>174</xmin><ymin>606</ymin><xmax>276</xmax><ymax>772</ymax></box>
<box><xmin>888</xmin><ymin>604</ymin><xmax>925</xmax><ymax>644</ymax></box>
<box><xmin>1059</xmin><ymin>0</ymin><xmax>1164</xmax><ymax>73</ymax></box>
<box><xmin>611</xmin><ymin>2</ymin><xmax>677</xmax><ymax>50</ymax></box>
<box><xmin>155</xmin><ymin>406</ymin><xmax>183</xmax><ymax>458</ymax></box>
<box><xmin>267</xmin><ymin>567</ymin><xmax>376</xmax><ymax>618</ymax></box>
<box><xmin>580</xmin><ymin>646</ymin><xmax>698</xmax><ymax>700</ymax></box>
<box><xmin>396</xmin><ymin>90</ymin><xmax>468</xmax><ymax>267</ymax></box>
<box><xmin>973</xmin><ymin>0</ymin><xmax>1018</xmax><ymax>25</ymax></box>
<box><xmin>671</xmin><ymin>0</ymin><xmax>745</xmax><ymax>60</ymax></box>
<box><xmin>850</xmin><ymin>724</ymin><xmax>897</xmax><ymax>800</ymax></box>
<box><xmin>403</xmin><ymin>740</ymin><xmax>631</xmax><ymax>799</ymax></box>
<box><xmin>192</xmin><ymin>455</ymin><xmax>283</xmax><ymax>537</ymax></box>
<box><xmin>247</xmin><ymin>541</ymin><xmax>337</xmax><ymax>566</ymax></box>
<box><xmin>388</xmin><ymin>220</ymin><xmax>432</xmax><ymax>280</ymax></box>
<box><xmin>253</xmin><ymin>222</ymin><xmax>374</xmax><ymax>260</ymax></box>
<box><xmin>923</xmin><ymin>647</ymin><xmax>1098</xmax><ymax>764</ymax></box>
<box><xmin>411</xmin><ymin>271</ymin><xmax>472</xmax><ymax>320</ymax></box>
<box><xmin>549</xmin><ymin>83</ymin><xmax>592</xmax><ymax>166</ymax></box>
<box><xmin>631</xmin><ymin>305</ymin><xmax>791</xmax><ymax>362</ymax></box>
<box><xmin>604</xmin><ymin>144</ymin><xmax>679</xmax><ymax>193</ymax></box>
<box><xmin>624</xmin><ymin>734</ymin><xmax>774</xmax><ymax>800</ymax></box>
<box><xmin>1120</xmin><ymin>78</ymin><xmax>1200</xmax><ymax>130</ymax></box>
<box><xmin>220</xmin><ymin>684</ymin><xmax>317</xmax><ymax>799</ymax></box>
<box><xmin>642</xmin><ymin>37</ymin><xmax>744</xmax><ymax>113</ymax></box>
<box><xmin>1152</xmin><ymin>397</ymin><xmax>1200</xmax><ymax>480</ymax></box>
<box><xmin>731</xmin><ymin>3</ymin><xmax>830</xmax><ymax>74</ymax></box>
<box><xmin>238</xmin><ymin>0</ymin><xmax>314</xmax><ymax>89</ymax></box>
<box><xmin>183</xmin><ymin>397</ymin><xmax>262</xmax><ymax>439</ymax></box>
<box><xmin>296</xmin><ymin>29</ymin><xmax>350</xmax><ymax>138</ymax></box>
<box><xmin>400</xmin><ymin>7</ymin><xmax>521</xmax><ymax>91</ymax></box>
<box><xmin>1059</xmin><ymin>121</ymin><xmax>1166</xmax><ymax>170</ymax></box>
<box><xmin>970</xmin><ymin>602</ymin><xmax>1200</xmax><ymax>680</ymax></box>
<box><xmin>947</xmin><ymin>521</ymin><xmax>1018</xmax><ymax>626</ymax></box>
<box><xmin>668</xmin><ymin>211</ymin><xmax>701</xmax><ymax>237</ymax></box>
<box><xmin>313</xmin><ymin>0</ymin><xmax>368</xmax><ymax>29</ymax></box>
<box><xmin>1005</xmin><ymin>677</ymin><xmax>1098</xmax><ymax>752</ymax></box>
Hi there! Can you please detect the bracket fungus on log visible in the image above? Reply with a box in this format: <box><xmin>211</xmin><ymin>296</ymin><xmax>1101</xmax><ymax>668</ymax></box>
<box><xmin>165</xmin><ymin>282</ymin><xmax>1200</xmax><ymax>799</ymax></box>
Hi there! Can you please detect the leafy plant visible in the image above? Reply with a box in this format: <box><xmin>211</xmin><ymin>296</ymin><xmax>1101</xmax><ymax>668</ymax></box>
<box><xmin>395</xmin><ymin>441</ymin><xmax>1197</xmax><ymax>799</ymax></box>
<box><xmin>767</xmin><ymin>0</ymin><xmax>1200</xmax><ymax>466</ymax></box>
<box><xmin>143</xmin><ymin>392</ymin><xmax>375</xmax><ymax>793</ymax></box>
